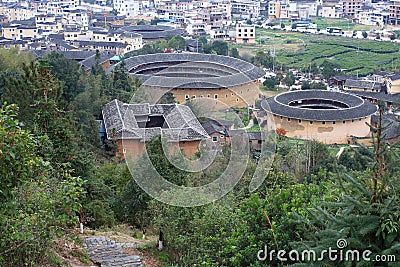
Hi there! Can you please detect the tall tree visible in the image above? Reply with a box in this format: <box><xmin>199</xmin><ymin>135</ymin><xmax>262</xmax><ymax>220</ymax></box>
<box><xmin>210</xmin><ymin>40</ymin><xmax>229</xmax><ymax>56</ymax></box>
<box><xmin>252</xmin><ymin>50</ymin><xmax>273</xmax><ymax>68</ymax></box>
<box><xmin>44</xmin><ymin>52</ymin><xmax>83</xmax><ymax>103</ymax></box>
<box><xmin>0</xmin><ymin>103</ymin><xmax>85</xmax><ymax>266</ymax></box>
<box><xmin>167</xmin><ymin>35</ymin><xmax>186</xmax><ymax>50</ymax></box>
<box><xmin>1</xmin><ymin>59</ymin><xmax>91</xmax><ymax>177</ymax></box>
<box><xmin>283</xmin><ymin>71</ymin><xmax>295</xmax><ymax>87</ymax></box>
<box><xmin>293</xmin><ymin>101</ymin><xmax>400</xmax><ymax>265</ymax></box>
<box><xmin>320</xmin><ymin>60</ymin><xmax>340</xmax><ymax>79</ymax></box>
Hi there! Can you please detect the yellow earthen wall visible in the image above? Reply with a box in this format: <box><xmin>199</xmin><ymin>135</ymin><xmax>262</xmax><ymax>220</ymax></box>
<box><xmin>119</xmin><ymin>139</ymin><xmax>200</xmax><ymax>158</ymax></box>
<box><xmin>272</xmin><ymin>115</ymin><xmax>372</xmax><ymax>144</ymax></box>
<box><xmin>171</xmin><ymin>82</ymin><xmax>260</xmax><ymax>108</ymax></box>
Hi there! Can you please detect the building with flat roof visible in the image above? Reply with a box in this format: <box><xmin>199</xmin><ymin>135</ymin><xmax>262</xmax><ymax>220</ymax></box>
<box><xmin>235</xmin><ymin>23</ymin><xmax>255</xmax><ymax>44</ymax></box>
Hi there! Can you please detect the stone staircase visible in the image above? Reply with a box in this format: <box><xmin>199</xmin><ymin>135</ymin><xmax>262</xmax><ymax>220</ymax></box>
<box><xmin>85</xmin><ymin>237</ymin><xmax>142</xmax><ymax>267</ymax></box>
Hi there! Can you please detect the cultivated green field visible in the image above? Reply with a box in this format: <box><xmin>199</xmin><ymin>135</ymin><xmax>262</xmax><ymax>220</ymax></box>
<box><xmin>235</xmin><ymin>28</ymin><xmax>400</xmax><ymax>76</ymax></box>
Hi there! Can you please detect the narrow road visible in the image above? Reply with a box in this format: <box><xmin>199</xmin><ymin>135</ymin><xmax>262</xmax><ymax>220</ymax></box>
<box><xmin>242</xmin><ymin>116</ymin><xmax>254</xmax><ymax>130</ymax></box>
<box><xmin>336</xmin><ymin>146</ymin><xmax>345</xmax><ymax>159</ymax></box>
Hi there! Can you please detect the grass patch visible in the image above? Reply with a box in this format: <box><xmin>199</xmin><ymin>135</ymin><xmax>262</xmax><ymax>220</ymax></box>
<box><xmin>71</xmin><ymin>249</ymin><xmax>91</xmax><ymax>264</ymax></box>
<box><xmin>246</xmin><ymin>125</ymin><xmax>261</xmax><ymax>132</ymax></box>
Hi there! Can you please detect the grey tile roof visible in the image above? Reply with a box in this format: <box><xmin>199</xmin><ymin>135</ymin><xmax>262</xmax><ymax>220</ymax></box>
<box><xmin>74</xmin><ymin>40</ymin><xmax>128</xmax><ymax>48</ymax></box>
<box><xmin>92</xmin><ymin>15</ymin><xmax>126</xmax><ymax>21</ymax></box>
<box><xmin>107</xmin><ymin>53</ymin><xmax>265</xmax><ymax>88</ymax></box>
<box><xmin>116</xmin><ymin>25</ymin><xmax>184</xmax><ymax>39</ymax></box>
<box><xmin>374</xmin><ymin>71</ymin><xmax>400</xmax><ymax>81</ymax></box>
<box><xmin>58</xmin><ymin>50</ymin><xmax>96</xmax><ymax>60</ymax></box>
<box><xmin>262</xmin><ymin>90</ymin><xmax>377</xmax><ymax>121</ymax></box>
<box><xmin>344</xmin><ymin>79</ymin><xmax>383</xmax><ymax>91</ymax></box>
<box><xmin>343</xmin><ymin>90</ymin><xmax>400</xmax><ymax>103</ymax></box>
<box><xmin>102</xmin><ymin>99</ymin><xmax>209</xmax><ymax>142</ymax></box>
<box><xmin>28</xmin><ymin>49</ymin><xmax>49</xmax><ymax>58</ymax></box>
<box><xmin>120</xmin><ymin>32</ymin><xmax>142</xmax><ymax>38</ymax></box>
<box><xmin>329</xmin><ymin>75</ymin><xmax>355</xmax><ymax>82</ymax></box>
<box><xmin>29</xmin><ymin>50</ymin><xmax>96</xmax><ymax>61</ymax></box>
<box><xmin>371</xmin><ymin>113</ymin><xmax>400</xmax><ymax>140</ymax></box>
<box><xmin>79</xmin><ymin>51</ymin><xmax>116</xmax><ymax>71</ymax></box>
<box><xmin>247</xmin><ymin>131</ymin><xmax>265</xmax><ymax>141</ymax></box>
<box><xmin>202</xmin><ymin>120</ymin><xmax>227</xmax><ymax>135</ymax></box>
<box><xmin>47</xmin><ymin>33</ymin><xmax>65</xmax><ymax>40</ymax></box>
<box><xmin>227</xmin><ymin>129</ymin><xmax>246</xmax><ymax>136</ymax></box>
<box><xmin>10</xmin><ymin>18</ymin><xmax>35</xmax><ymax>25</ymax></box>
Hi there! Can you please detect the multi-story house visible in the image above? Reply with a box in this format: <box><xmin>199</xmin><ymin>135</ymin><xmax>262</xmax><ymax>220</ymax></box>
<box><xmin>120</xmin><ymin>32</ymin><xmax>143</xmax><ymax>50</ymax></box>
<box><xmin>236</xmin><ymin>23</ymin><xmax>255</xmax><ymax>44</ymax></box>
<box><xmin>290</xmin><ymin>1</ymin><xmax>319</xmax><ymax>18</ymax></box>
<box><xmin>390</xmin><ymin>0</ymin><xmax>400</xmax><ymax>25</ymax></box>
<box><xmin>4</xmin><ymin>5</ymin><xmax>36</xmax><ymax>21</ymax></box>
<box><xmin>356</xmin><ymin>9</ymin><xmax>385</xmax><ymax>26</ymax></box>
<box><xmin>2</xmin><ymin>23</ymin><xmax>39</xmax><ymax>40</ymax></box>
<box><xmin>210</xmin><ymin>0</ymin><xmax>232</xmax><ymax>22</ymax></box>
<box><xmin>64</xmin><ymin>29</ymin><xmax>82</xmax><ymax>41</ymax></box>
<box><xmin>47</xmin><ymin>0</ymin><xmax>79</xmax><ymax>15</ymax></box>
<box><xmin>321</xmin><ymin>4</ymin><xmax>343</xmax><ymax>18</ymax></box>
<box><xmin>113</xmin><ymin>0</ymin><xmax>139</xmax><ymax>17</ymax></box>
<box><xmin>177</xmin><ymin>0</ymin><xmax>197</xmax><ymax>11</ymax></box>
<box><xmin>210</xmin><ymin>27</ymin><xmax>230</xmax><ymax>40</ymax></box>
<box><xmin>268</xmin><ymin>1</ymin><xmax>281</xmax><ymax>19</ymax></box>
<box><xmin>63</xmin><ymin>26</ymin><xmax>143</xmax><ymax>54</ymax></box>
<box><xmin>35</xmin><ymin>14</ymin><xmax>56</xmax><ymax>24</ymax></box>
<box><xmin>186</xmin><ymin>17</ymin><xmax>207</xmax><ymax>35</ymax></box>
<box><xmin>340</xmin><ymin>0</ymin><xmax>363</xmax><ymax>18</ymax></box>
<box><xmin>35</xmin><ymin>14</ymin><xmax>62</xmax><ymax>34</ymax></box>
<box><xmin>62</xmin><ymin>9</ymin><xmax>89</xmax><ymax>30</ymax></box>
<box><xmin>231</xmin><ymin>0</ymin><xmax>260</xmax><ymax>20</ymax></box>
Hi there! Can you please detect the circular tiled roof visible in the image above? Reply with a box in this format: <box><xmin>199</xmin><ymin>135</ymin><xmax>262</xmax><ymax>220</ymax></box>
<box><xmin>262</xmin><ymin>90</ymin><xmax>377</xmax><ymax>121</ymax></box>
<box><xmin>109</xmin><ymin>53</ymin><xmax>265</xmax><ymax>88</ymax></box>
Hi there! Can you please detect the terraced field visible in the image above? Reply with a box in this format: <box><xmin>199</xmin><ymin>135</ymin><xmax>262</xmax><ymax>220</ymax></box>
<box><xmin>236</xmin><ymin>28</ymin><xmax>400</xmax><ymax>76</ymax></box>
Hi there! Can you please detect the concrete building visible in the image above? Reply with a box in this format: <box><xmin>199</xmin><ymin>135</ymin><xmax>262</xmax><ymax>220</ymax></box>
<box><xmin>268</xmin><ymin>1</ymin><xmax>281</xmax><ymax>19</ymax></box>
<box><xmin>356</xmin><ymin>9</ymin><xmax>385</xmax><ymax>26</ymax></box>
<box><xmin>321</xmin><ymin>5</ymin><xmax>343</xmax><ymax>18</ymax></box>
<box><xmin>236</xmin><ymin>23</ymin><xmax>255</xmax><ymax>44</ymax></box>
<box><xmin>113</xmin><ymin>0</ymin><xmax>140</xmax><ymax>17</ymax></box>
<box><xmin>47</xmin><ymin>0</ymin><xmax>79</xmax><ymax>15</ymax></box>
<box><xmin>3</xmin><ymin>5</ymin><xmax>36</xmax><ymax>21</ymax></box>
<box><xmin>341</xmin><ymin>0</ymin><xmax>363</xmax><ymax>18</ymax></box>
<box><xmin>2</xmin><ymin>23</ymin><xmax>38</xmax><ymax>40</ymax></box>
<box><xmin>62</xmin><ymin>9</ymin><xmax>89</xmax><ymax>30</ymax></box>
<box><xmin>390</xmin><ymin>0</ymin><xmax>400</xmax><ymax>25</ymax></box>
<box><xmin>210</xmin><ymin>27</ymin><xmax>230</xmax><ymax>40</ymax></box>
<box><xmin>231</xmin><ymin>0</ymin><xmax>260</xmax><ymax>20</ymax></box>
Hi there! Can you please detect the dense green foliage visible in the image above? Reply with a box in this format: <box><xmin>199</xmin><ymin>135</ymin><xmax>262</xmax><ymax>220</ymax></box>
<box><xmin>0</xmin><ymin>104</ymin><xmax>85</xmax><ymax>266</ymax></box>
<box><xmin>0</xmin><ymin>47</ymin><xmax>398</xmax><ymax>267</ymax></box>
<box><xmin>0</xmin><ymin>50</ymin><xmax>140</xmax><ymax>266</ymax></box>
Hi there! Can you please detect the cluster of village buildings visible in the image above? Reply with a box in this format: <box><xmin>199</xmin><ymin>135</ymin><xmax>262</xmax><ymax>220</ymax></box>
<box><xmin>0</xmin><ymin>0</ymin><xmax>398</xmax><ymax>155</ymax></box>
<box><xmin>2</xmin><ymin>0</ymin><xmax>400</xmax><ymax>54</ymax></box>
<box><xmin>97</xmin><ymin>51</ymin><xmax>399</xmax><ymax>159</ymax></box>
